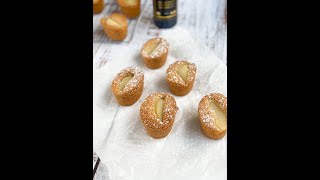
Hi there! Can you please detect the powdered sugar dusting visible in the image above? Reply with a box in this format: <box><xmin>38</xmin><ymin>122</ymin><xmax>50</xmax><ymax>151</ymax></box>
<box><xmin>113</xmin><ymin>67</ymin><xmax>144</xmax><ymax>93</ymax></box>
<box><xmin>166</xmin><ymin>60</ymin><xmax>197</xmax><ymax>85</ymax></box>
<box><xmin>198</xmin><ymin>93</ymin><xmax>227</xmax><ymax>128</ymax></box>
<box><xmin>141</xmin><ymin>38</ymin><xmax>169</xmax><ymax>58</ymax></box>
<box><xmin>140</xmin><ymin>92</ymin><xmax>178</xmax><ymax>129</ymax></box>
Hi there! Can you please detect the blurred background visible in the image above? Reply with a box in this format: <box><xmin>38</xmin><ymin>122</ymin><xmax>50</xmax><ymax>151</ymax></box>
<box><xmin>93</xmin><ymin>0</ymin><xmax>227</xmax><ymax>64</ymax></box>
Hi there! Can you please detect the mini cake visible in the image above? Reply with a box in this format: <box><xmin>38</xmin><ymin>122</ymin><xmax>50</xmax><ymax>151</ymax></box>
<box><xmin>141</xmin><ymin>38</ymin><xmax>169</xmax><ymax>69</ymax></box>
<box><xmin>166</xmin><ymin>60</ymin><xmax>197</xmax><ymax>96</ymax></box>
<box><xmin>140</xmin><ymin>92</ymin><xmax>179</xmax><ymax>139</ymax></box>
<box><xmin>93</xmin><ymin>0</ymin><xmax>104</xmax><ymax>14</ymax></box>
<box><xmin>198</xmin><ymin>93</ymin><xmax>227</xmax><ymax>140</ymax></box>
<box><xmin>117</xmin><ymin>0</ymin><xmax>140</xmax><ymax>18</ymax></box>
<box><xmin>100</xmin><ymin>13</ymin><xmax>128</xmax><ymax>41</ymax></box>
<box><xmin>111</xmin><ymin>67</ymin><xmax>144</xmax><ymax>106</ymax></box>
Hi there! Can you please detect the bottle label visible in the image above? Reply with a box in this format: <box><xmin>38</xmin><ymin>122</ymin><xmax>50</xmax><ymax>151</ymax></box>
<box><xmin>153</xmin><ymin>0</ymin><xmax>177</xmax><ymax>19</ymax></box>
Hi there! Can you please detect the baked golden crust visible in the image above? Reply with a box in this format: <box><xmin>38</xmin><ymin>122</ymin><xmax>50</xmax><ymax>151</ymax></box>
<box><xmin>140</xmin><ymin>92</ymin><xmax>179</xmax><ymax>138</ymax></box>
<box><xmin>100</xmin><ymin>13</ymin><xmax>128</xmax><ymax>41</ymax></box>
<box><xmin>198</xmin><ymin>93</ymin><xmax>227</xmax><ymax>140</ymax></box>
<box><xmin>166</xmin><ymin>60</ymin><xmax>197</xmax><ymax>96</ymax></box>
<box><xmin>111</xmin><ymin>67</ymin><xmax>144</xmax><ymax>106</ymax></box>
<box><xmin>117</xmin><ymin>0</ymin><xmax>140</xmax><ymax>18</ymax></box>
<box><xmin>93</xmin><ymin>0</ymin><xmax>104</xmax><ymax>14</ymax></box>
<box><xmin>141</xmin><ymin>38</ymin><xmax>169</xmax><ymax>69</ymax></box>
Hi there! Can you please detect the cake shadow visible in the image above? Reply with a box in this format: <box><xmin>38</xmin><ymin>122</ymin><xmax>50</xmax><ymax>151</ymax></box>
<box><xmin>132</xmin><ymin>52</ymin><xmax>145</xmax><ymax>68</ymax></box>
<box><xmin>93</xmin><ymin>28</ymin><xmax>105</xmax><ymax>43</ymax></box>
<box><xmin>103</xmin><ymin>85</ymin><xmax>114</xmax><ymax>106</ymax></box>
<box><xmin>183</xmin><ymin>113</ymin><xmax>208</xmax><ymax>139</ymax></box>
<box><xmin>153</xmin><ymin>75</ymin><xmax>170</xmax><ymax>93</ymax></box>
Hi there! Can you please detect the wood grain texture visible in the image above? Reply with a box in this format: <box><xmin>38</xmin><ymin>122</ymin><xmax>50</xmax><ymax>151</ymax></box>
<box><xmin>93</xmin><ymin>0</ymin><xmax>227</xmax><ymax>179</ymax></box>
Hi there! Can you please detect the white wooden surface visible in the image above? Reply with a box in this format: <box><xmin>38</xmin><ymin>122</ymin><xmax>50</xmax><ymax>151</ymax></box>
<box><xmin>93</xmin><ymin>0</ymin><xmax>227</xmax><ymax>179</ymax></box>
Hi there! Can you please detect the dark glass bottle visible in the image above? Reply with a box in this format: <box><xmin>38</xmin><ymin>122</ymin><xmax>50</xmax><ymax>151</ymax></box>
<box><xmin>153</xmin><ymin>0</ymin><xmax>177</xmax><ymax>28</ymax></box>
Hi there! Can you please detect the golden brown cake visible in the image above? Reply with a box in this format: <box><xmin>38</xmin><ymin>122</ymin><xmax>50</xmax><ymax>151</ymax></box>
<box><xmin>117</xmin><ymin>0</ymin><xmax>140</xmax><ymax>18</ymax></box>
<box><xmin>166</xmin><ymin>60</ymin><xmax>197</xmax><ymax>96</ymax></box>
<box><xmin>198</xmin><ymin>93</ymin><xmax>227</xmax><ymax>140</ymax></box>
<box><xmin>93</xmin><ymin>0</ymin><xmax>104</xmax><ymax>14</ymax></box>
<box><xmin>141</xmin><ymin>38</ymin><xmax>169</xmax><ymax>69</ymax></box>
<box><xmin>140</xmin><ymin>92</ymin><xmax>179</xmax><ymax>139</ymax></box>
<box><xmin>111</xmin><ymin>67</ymin><xmax>144</xmax><ymax>106</ymax></box>
<box><xmin>100</xmin><ymin>13</ymin><xmax>128</xmax><ymax>41</ymax></box>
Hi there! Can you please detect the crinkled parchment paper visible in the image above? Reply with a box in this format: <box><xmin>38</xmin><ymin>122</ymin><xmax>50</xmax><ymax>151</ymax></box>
<box><xmin>93</xmin><ymin>27</ymin><xmax>227</xmax><ymax>180</ymax></box>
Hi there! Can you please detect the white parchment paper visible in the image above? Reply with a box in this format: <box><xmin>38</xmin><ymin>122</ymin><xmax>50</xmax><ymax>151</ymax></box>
<box><xmin>93</xmin><ymin>27</ymin><xmax>227</xmax><ymax>180</ymax></box>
